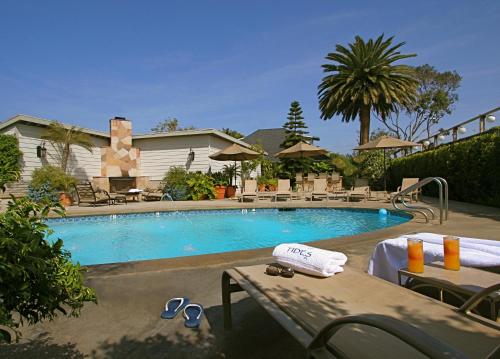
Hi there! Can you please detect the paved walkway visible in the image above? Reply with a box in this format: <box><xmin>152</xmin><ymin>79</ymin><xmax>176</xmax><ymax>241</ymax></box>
<box><xmin>1</xmin><ymin>198</ymin><xmax>499</xmax><ymax>358</ymax></box>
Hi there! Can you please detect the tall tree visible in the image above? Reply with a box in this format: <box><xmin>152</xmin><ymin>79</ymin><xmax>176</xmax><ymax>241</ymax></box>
<box><xmin>280</xmin><ymin>101</ymin><xmax>309</xmax><ymax>148</ymax></box>
<box><xmin>151</xmin><ymin>118</ymin><xmax>195</xmax><ymax>133</ymax></box>
<box><xmin>318</xmin><ymin>34</ymin><xmax>419</xmax><ymax>145</ymax></box>
<box><xmin>41</xmin><ymin>122</ymin><xmax>93</xmax><ymax>173</ymax></box>
<box><xmin>221</xmin><ymin>128</ymin><xmax>244</xmax><ymax>139</ymax></box>
<box><xmin>376</xmin><ymin>64</ymin><xmax>461</xmax><ymax>141</ymax></box>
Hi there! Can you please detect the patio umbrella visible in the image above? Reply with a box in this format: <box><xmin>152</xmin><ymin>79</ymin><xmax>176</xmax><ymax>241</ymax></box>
<box><xmin>354</xmin><ymin>136</ymin><xmax>422</xmax><ymax>190</ymax></box>
<box><xmin>274</xmin><ymin>142</ymin><xmax>328</xmax><ymax>159</ymax></box>
<box><xmin>209</xmin><ymin>143</ymin><xmax>261</xmax><ymax>185</ymax></box>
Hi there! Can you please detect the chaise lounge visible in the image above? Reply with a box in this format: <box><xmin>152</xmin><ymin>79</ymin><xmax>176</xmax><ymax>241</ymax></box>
<box><xmin>274</xmin><ymin>179</ymin><xmax>292</xmax><ymax>201</ymax></box>
<box><xmin>222</xmin><ymin>264</ymin><xmax>500</xmax><ymax>358</ymax></box>
<box><xmin>73</xmin><ymin>181</ymin><xmax>112</xmax><ymax>206</ymax></box>
<box><xmin>240</xmin><ymin>179</ymin><xmax>258</xmax><ymax>202</ymax></box>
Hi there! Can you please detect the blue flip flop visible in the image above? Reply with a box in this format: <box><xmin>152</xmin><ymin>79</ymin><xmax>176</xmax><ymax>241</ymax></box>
<box><xmin>183</xmin><ymin>303</ymin><xmax>204</xmax><ymax>328</ymax></box>
<box><xmin>161</xmin><ymin>297</ymin><xmax>189</xmax><ymax>319</ymax></box>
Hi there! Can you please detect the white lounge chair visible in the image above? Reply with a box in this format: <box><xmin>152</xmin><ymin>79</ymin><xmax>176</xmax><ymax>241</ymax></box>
<box><xmin>308</xmin><ymin>178</ymin><xmax>328</xmax><ymax>201</ymax></box>
<box><xmin>240</xmin><ymin>179</ymin><xmax>258</xmax><ymax>202</ymax></box>
<box><xmin>274</xmin><ymin>179</ymin><xmax>291</xmax><ymax>201</ymax></box>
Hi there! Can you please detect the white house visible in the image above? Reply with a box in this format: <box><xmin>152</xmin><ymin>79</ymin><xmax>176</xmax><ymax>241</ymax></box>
<box><xmin>0</xmin><ymin>114</ymin><xmax>253</xmax><ymax>192</ymax></box>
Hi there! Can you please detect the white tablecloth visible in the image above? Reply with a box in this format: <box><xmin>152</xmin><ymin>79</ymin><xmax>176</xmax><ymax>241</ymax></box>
<box><xmin>367</xmin><ymin>232</ymin><xmax>500</xmax><ymax>284</ymax></box>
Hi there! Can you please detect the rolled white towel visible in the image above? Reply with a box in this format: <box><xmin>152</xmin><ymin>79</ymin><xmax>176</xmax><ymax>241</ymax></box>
<box><xmin>272</xmin><ymin>243</ymin><xmax>348</xmax><ymax>277</ymax></box>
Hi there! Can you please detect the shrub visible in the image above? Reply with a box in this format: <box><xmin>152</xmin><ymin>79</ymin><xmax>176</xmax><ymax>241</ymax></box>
<box><xmin>27</xmin><ymin>182</ymin><xmax>60</xmax><ymax>205</ymax></box>
<box><xmin>388</xmin><ymin>127</ymin><xmax>500</xmax><ymax>207</ymax></box>
<box><xmin>0</xmin><ymin>134</ymin><xmax>22</xmax><ymax>190</ymax></box>
<box><xmin>354</xmin><ymin>150</ymin><xmax>386</xmax><ymax>190</ymax></box>
<box><xmin>211</xmin><ymin>171</ymin><xmax>229</xmax><ymax>186</ymax></box>
<box><xmin>162</xmin><ymin>167</ymin><xmax>189</xmax><ymax>200</ymax></box>
<box><xmin>31</xmin><ymin>165</ymin><xmax>76</xmax><ymax>192</ymax></box>
<box><xmin>0</xmin><ymin>197</ymin><xmax>97</xmax><ymax>343</ymax></box>
<box><xmin>186</xmin><ymin>172</ymin><xmax>216</xmax><ymax>200</ymax></box>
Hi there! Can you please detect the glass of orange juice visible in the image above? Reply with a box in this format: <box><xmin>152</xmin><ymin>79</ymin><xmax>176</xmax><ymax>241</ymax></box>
<box><xmin>407</xmin><ymin>238</ymin><xmax>424</xmax><ymax>273</ymax></box>
<box><xmin>444</xmin><ymin>236</ymin><xmax>460</xmax><ymax>270</ymax></box>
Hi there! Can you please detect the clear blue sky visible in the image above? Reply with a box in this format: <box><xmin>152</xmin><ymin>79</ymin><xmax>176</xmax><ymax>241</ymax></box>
<box><xmin>1</xmin><ymin>0</ymin><xmax>499</xmax><ymax>153</ymax></box>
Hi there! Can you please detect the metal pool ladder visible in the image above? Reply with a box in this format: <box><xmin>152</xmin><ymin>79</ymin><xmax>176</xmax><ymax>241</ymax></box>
<box><xmin>391</xmin><ymin>177</ymin><xmax>448</xmax><ymax>224</ymax></box>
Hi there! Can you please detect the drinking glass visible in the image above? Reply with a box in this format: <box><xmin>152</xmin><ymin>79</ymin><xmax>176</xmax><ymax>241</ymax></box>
<box><xmin>407</xmin><ymin>238</ymin><xmax>424</xmax><ymax>273</ymax></box>
<box><xmin>443</xmin><ymin>236</ymin><xmax>460</xmax><ymax>271</ymax></box>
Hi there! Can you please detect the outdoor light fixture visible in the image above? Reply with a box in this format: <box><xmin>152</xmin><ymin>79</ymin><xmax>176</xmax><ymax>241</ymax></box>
<box><xmin>487</xmin><ymin>114</ymin><xmax>496</xmax><ymax>123</ymax></box>
<box><xmin>458</xmin><ymin>126</ymin><xmax>467</xmax><ymax>134</ymax></box>
<box><xmin>423</xmin><ymin>140</ymin><xmax>430</xmax><ymax>146</ymax></box>
<box><xmin>437</xmin><ymin>134</ymin><xmax>446</xmax><ymax>141</ymax></box>
<box><xmin>188</xmin><ymin>148</ymin><xmax>195</xmax><ymax>162</ymax></box>
<box><xmin>36</xmin><ymin>142</ymin><xmax>47</xmax><ymax>158</ymax></box>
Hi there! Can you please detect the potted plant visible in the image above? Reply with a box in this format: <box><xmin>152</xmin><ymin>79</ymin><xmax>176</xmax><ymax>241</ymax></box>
<box><xmin>257</xmin><ymin>177</ymin><xmax>268</xmax><ymax>192</ymax></box>
<box><xmin>186</xmin><ymin>172</ymin><xmax>216</xmax><ymax>200</ymax></box>
<box><xmin>223</xmin><ymin>164</ymin><xmax>238</xmax><ymax>198</ymax></box>
<box><xmin>211</xmin><ymin>171</ymin><xmax>229</xmax><ymax>200</ymax></box>
<box><xmin>266</xmin><ymin>178</ymin><xmax>278</xmax><ymax>191</ymax></box>
<box><xmin>30</xmin><ymin>165</ymin><xmax>77</xmax><ymax>207</ymax></box>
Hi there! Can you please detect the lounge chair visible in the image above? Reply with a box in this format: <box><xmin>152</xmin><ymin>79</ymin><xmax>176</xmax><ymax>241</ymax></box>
<box><xmin>274</xmin><ymin>179</ymin><xmax>291</xmax><ymax>201</ymax></box>
<box><xmin>390</xmin><ymin>178</ymin><xmax>420</xmax><ymax>203</ymax></box>
<box><xmin>73</xmin><ymin>182</ymin><xmax>111</xmax><ymax>206</ymax></box>
<box><xmin>306</xmin><ymin>173</ymin><xmax>316</xmax><ymax>192</ymax></box>
<box><xmin>295</xmin><ymin>172</ymin><xmax>304</xmax><ymax>192</ymax></box>
<box><xmin>222</xmin><ymin>264</ymin><xmax>500</xmax><ymax>358</ymax></box>
<box><xmin>307</xmin><ymin>178</ymin><xmax>328</xmax><ymax>201</ymax></box>
<box><xmin>347</xmin><ymin>178</ymin><xmax>370</xmax><ymax>202</ymax></box>
<box><xmin>240</xmin><ymin>179</ymin><xmax>258</xmax><ymax>202</ymax></box>
<box><xmin>143</xmin><ymin>182</ymin><xmax>166</xmax><ymax>201</ymax></box>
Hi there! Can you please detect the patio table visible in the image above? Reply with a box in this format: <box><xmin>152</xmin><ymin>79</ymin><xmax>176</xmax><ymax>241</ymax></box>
<box><xmin>398</xmin><ymin>262</ymin><xmax>500</xmax><ymax>320</ymax></box>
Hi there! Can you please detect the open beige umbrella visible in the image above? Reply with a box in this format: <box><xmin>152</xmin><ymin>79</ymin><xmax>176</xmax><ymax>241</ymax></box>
<box><xmin>354</xmin><ymin>136</ymin><xmax>422</xmax><ymax>190</ymax></box>
<box><xmin>209</xmin><ymin>143</ymin><xmax>261</xmax><ymax>185</ymax></box>
<box><xmin>275</xmin><ymin>142</ymin><xmax>328</xmax><ymax>159</ymax></box>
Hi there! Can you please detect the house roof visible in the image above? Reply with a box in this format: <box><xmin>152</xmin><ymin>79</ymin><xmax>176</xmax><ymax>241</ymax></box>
<box><xmin>243</xmin><ymin>128</ymin><xmax>318</xmax><ymax>160</ymax></box>
<box><xmin>0</xmin><ymin>114</ymin><xmax>252</xmax><ymax>147</ymax></box>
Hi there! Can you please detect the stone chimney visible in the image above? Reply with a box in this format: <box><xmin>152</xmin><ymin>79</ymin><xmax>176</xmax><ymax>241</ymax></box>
<box><xmin>101</xmin><ymin>117</ymin><xmax>140</xmax><ymax>177</ymax></box>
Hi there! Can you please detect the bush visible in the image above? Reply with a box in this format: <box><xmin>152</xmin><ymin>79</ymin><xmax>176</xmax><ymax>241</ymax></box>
<box><xmin>28</xmin><ymin>182</ymin><xmax>60</xmax><ymax>205</ymax></box>
<box><xmin>187</xmin><ymin>172</ymin><xmax>216</xmax><ymax>200</ymax></box>
<box><xmin>354</xmin><ymin>150</ymin><xmax>386</xmax><ymax>190</ymax></box>
<box><xmin>388</xmin><ymin>127</ymin><xmax>500</xmax><ymax>207</ymax></box>
<box><xmin>0</xmin><ymin>134</ymin><xmax>22</xmax><ymax>190</ymax></box>
<box><xmin>162</xmin><ymin>167</ymin><xmax>190</xmax><ymax>200</ymax></box>
<box><xmin>0</xmin><ymin>197</ymin><xmax>97</xmax><ymax>343</ymax></box>
<box><xmin>31</xmin><ymin>165</ymin><xmax>76</xmax><ymax>192</ymax></box>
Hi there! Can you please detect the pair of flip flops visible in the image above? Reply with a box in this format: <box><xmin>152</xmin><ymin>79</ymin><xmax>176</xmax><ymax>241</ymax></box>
<box><xmin>265</xmin><ymin>263</ymin><xmax>294</xmax><ymax>278</ymax></box>
<box><xmin>160</xmin><ymin>297</ymin><xmax>204</xmax><ymax>328</ymax></box>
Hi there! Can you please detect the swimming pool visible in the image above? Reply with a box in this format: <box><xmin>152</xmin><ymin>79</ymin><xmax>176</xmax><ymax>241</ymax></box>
<box><xmin>47</xmin><ymin>208</ymin><xmax>411</xmax><ymax>265</ymax></box>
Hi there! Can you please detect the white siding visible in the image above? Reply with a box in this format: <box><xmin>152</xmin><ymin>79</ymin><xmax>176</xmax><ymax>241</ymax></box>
<box><xmin>134</xmin><ymin>134</ymin><xmax>236</xmax><ymax>180</ymax></box>
<box><xmin>1</xmin><ymin>123</ymin><xmax>108</xmax><ymax>181</ymax></box>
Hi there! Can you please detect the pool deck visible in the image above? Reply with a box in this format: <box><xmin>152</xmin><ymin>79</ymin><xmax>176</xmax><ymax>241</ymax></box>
<box><xmin>2</xmin><ymin>198</ymin><xmax>499</xmax><ymax>358</ymax></box>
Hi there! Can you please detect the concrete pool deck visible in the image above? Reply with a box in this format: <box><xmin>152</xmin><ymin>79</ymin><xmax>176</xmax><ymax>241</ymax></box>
<box><xmin>1</xmin><ymin>198</ymin><xmax>499</xmax><ymax>358</ymax></box>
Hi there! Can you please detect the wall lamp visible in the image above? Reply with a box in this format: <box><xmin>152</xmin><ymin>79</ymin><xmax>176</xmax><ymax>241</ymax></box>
<box><xmin>36</xmin><ymin>142</ymin><xmax>47</xmax><ymax>158</ymax></box>
<box><xmin>188</xmin><ymin>148</ymin><xmax>195</xmax><ymax>162</ymax></box>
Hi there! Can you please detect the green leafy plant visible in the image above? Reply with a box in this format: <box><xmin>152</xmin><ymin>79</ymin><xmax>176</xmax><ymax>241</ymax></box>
<box><xmin>162</xmin><ymin>166</ymin><xmax>189</xmax><ymax>200</ymax></box>
<box><xmin>41</xmin><ymin>122</ymin><xmax>93</xmax><ymax>172</ymax></box>
<box><xmin>318</xmin><ymin>34</ymin><xmax>418</xmax><ymax>145</ymax></box>
<box><xmin>354</xmin><ymin>151</ymin><xmax>386</xmax><ymax>189</ymax></box>
<box><xmin>223</xmin><ymin>164</ymin><xmax>239</xmax><ymax>186</ymax></box>
<box><xmin>388</xmin><ymin>127</ymin><xmax>500</xmax><ymax>207</ymax></box>
<box><xmin>0</xmin><ymin>134</ymin><xmax>22</xmax><ymax>191</ymax></box>
<box><xmin>31</xmin><ymin>165</ymin><xmax>77</xmax><ymax>193</ymax></box>
<box><xmin>186</xmin><ymin>172</ymin><xmax>216</xmax><ymax>200</ymax></box>
<box><xmin>0</xmin><ymin>197</ymin><xmax>97</xmax><ymax>343</ymax></box>
<box><xmin>210</xmin><ymin>171</ymin><xmax>229</xmax><ymax>186</ymax></box>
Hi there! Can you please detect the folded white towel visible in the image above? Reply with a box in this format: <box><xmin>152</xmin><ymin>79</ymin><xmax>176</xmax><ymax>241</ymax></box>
<box><xmin>272</xmin><ymin>243</ymin><xmax>348</xmax><ymax>277</ymax></box>
<box><xmin>368</xmin><ymin>233</ymin><xmax>500</xmax><ymax>284</ymax></box>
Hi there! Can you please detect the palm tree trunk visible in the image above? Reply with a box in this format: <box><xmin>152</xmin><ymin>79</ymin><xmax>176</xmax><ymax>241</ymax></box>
<box><xmin>359</xmin><ymin>105</ymin><xmax>371</xmax><ymax>145</ymax></box>
<box><xmin>61</xmin><ymin>143</ymin><xmax>70</xmax><ymax>173</ymax></box>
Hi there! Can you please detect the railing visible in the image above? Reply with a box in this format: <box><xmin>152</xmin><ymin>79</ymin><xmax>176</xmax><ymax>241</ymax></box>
<box><xmin>392</xmin><ymin>177</ymin><xmax>448</xmax><ymax>224</ymax></box>
<box><xmin>420</xmin><ymin>106</ymin><xmax>498</xmax><ymax>149</ymax></box>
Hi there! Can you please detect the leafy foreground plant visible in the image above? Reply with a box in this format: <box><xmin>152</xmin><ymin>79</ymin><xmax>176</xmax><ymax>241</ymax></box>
<box><xmin>187</xmin><ymin>172</ymin><xmax>216</xmax><ymax>200</ymax></box>
<box><xmin>0</xmin><ymin>198</ymin><xmax>97</xmax><ymax>343</ymax></box>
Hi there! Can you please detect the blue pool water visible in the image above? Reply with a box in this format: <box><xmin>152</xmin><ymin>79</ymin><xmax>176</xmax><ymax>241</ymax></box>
<box><xmin>47</xmin><ymin>208</ymin><xmax>411</xmax><ymax>265</ymax></box>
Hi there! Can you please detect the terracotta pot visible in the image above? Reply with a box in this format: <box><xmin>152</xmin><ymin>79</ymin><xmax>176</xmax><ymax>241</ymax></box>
<box><xmin>268</xmin><ymin>184</ymin><xmax>277</xmax><ymax>191</ymax></box>
<box><xmin>258</xmin><ymin>184</ymin><xmax>266</xmax><ymax>192</ymax></box>
<box><xmin>215</xmin><ymin>186</ymin><xmax>226</xmax><ymax>200</ymax></box>
<box><xmin>225</xmin><ymin>186</ymin><xmax>237</xmax><ymax>198</ymax></box>
<box><xmin>59</xmin><ymin>193</ymin><xmax>73</xmax><ymax>207</ymax></box>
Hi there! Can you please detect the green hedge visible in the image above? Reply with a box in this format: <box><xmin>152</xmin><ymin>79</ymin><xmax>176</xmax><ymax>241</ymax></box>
<box><xmin>388</xmin><ymin>127</ymin><xmax>500</xmax><ymax>208</ymax></box>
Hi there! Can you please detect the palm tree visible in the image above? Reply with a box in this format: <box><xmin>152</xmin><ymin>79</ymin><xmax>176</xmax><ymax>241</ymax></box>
<box><xmin>318</xmin><ymin>34</ymin><xmax>418</xmax><ymax>145</ymax></box>
<box><xmin>42</xmin><ymin>121</ymin><xmax>93</xmax><ymax>172</ymax></box>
